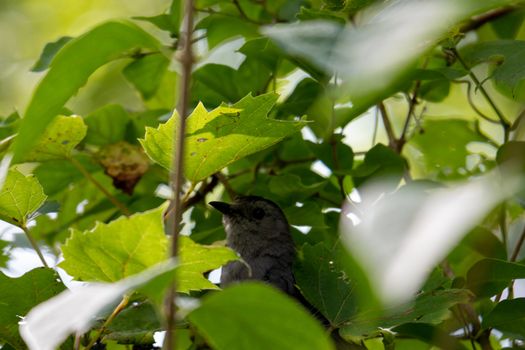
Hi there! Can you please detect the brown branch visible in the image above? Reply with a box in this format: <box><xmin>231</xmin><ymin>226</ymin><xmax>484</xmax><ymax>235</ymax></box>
<box><xmin>377</xmin><ymin>101</ymin><xmax>399</xmax><ymax>151</ymax></box>
<box><xmin>182</xmin><ymin>175</ymin><xmax>219</xmax><ymax>211</ymax></box>
<box><xmin>216</xmin><ymin>172</ymin><xmax>237</xmax><ymax>199</ymax></box>
<box><xmin>460</xmin><ymin>6</ymin><xmax>519</xmax><ymax>33</ymax></box>
<box><xmin>510</xmin><ymin>222</ymin><xmax>525</xmax><ymax>262</ymax></box>
<box><xmin>69</xmin><ymin>156</ymin><xmax>130</xmax><ymax>216</ymax></box>
<box><xmin>451</xmin><ymin>47</ymin><xmax>510</xmax><ymax>141</ymax></box>
<box><xmin>163</xmin><ymin>0</ymin><xmax>194</xmax><ymax>349</ymax></box>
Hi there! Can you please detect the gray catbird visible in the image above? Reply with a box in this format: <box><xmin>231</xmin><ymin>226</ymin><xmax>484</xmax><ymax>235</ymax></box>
<box><xmin>209</xmin><ymin>196</ymin><xmax>296</xmax><ymax>295</ymax></box>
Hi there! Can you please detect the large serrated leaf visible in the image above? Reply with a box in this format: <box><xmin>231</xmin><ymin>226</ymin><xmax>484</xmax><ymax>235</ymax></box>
<box><xmin>60</xmin><ymin>206</ymin><xmax>168</xmax><ymax>282</ymax></box>
<box><xmin>23</xmin><ymin>115</ymin><xmax>87</xmax><ymax>162</ymax></box>
<box><xmin>0</xmin><ymin>169</ymin><xmax>47</xmax><ymax>226</ymax></box>
<box><xmin>140</xmin><ymin>93</ymin><xmax>306</xmax><ymax>182</ymax></box>
<box><xmin>11</xmin><ymin>20</ymin><xmax>162</xmax><ymax>163</ymax></box>
<box><xmin>188</xmin><ymin>283</ymin><xmax>334</xmax><ymax>350</ymax></box>
<box><xmin>0</xmin><ymin>268</ymin><xmax>65</xmax><ymax>349</ymax></box>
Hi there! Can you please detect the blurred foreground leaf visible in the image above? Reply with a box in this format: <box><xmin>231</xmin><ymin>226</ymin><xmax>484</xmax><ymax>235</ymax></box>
<box><xmin>20</xmin><ymin>261</ymin><xmax>177</xmax><ymax>350</ymax></box>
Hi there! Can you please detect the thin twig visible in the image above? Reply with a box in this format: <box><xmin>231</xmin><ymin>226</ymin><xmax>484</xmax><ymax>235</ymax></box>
<box><xmin>453</xmin><ymin>80</ymin><xmax>500</xmax><ymax>124</ymax></box>
<box><xmin>21</xmin><ymin>225</ymin><xmax>49</xmax><ymax>268</ymax></box>
<box><xmin>216</xmin><ymin>172</ymin><xmax>237</xmax><ymax>199</ymax></box>
<box><xmin>69</xmin><ymin>156</ymin><xmax>130</xmax><ymax>216</ymax></box>
<box><xmin>85</xmin><ymin>295</ymin><xmax>130</xmax><ymax>350</ymax></box>
<box><xmin>163</xmin><ymin>0</ymin><xmax>194</xmax><ymax>349</ymax></box>
<box><xmin>510</xmin><ymin>222</ymin><xmax>525</xmax><ymax>262</ymax></box>
<box><xmin>451</xmin><ymin>48</ymin><xmax>510</xmax><ymax>141</ymax></box>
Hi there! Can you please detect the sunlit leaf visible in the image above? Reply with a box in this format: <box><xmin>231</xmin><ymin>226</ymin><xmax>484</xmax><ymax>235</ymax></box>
<box><xmin>188</xmin><ymin>283</ymin><xmax>334</xmax><ymax>350</ymax></box>
<box><xmin>23</xmin><ymin>115</ymin><xmax>87</xmax><ymax>162</ymax></box>
<box><xmin>178</xmin><ymin>236</ymin><xmax>238</xmax><ymax>293</ymax></box>
<box><xmin>60</xmin><ymin>206</ymin><xmax>168</xmax><ymax>282</ymax></box>
<box><xmin>11</xmin><ymin>20</ymin><xmax>162</xmax><ymax>163</ymax></box>
<box><xmin>0</xmin><ymin>169</ymin><xmax>47</xmax><ymax>226</ymax></box>
<box><xmin>0</xmin><ymin>268</ymin><xmax>65</xmax><ymax>349</ymax></box>
<box><xmin>141</xmin><ymin>93</ymin><xmax>306</xmax><ymax>181</ymax></box>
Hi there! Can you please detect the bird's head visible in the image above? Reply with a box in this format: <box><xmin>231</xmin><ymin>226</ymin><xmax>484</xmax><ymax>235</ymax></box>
<box><xmin>209</xmin><ymin>196</ymin><xmax>290</xmax><ymax>238</ymax></box>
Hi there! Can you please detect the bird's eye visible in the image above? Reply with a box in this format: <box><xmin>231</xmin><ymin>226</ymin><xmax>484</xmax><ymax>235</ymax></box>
<box><xmin>252</xmin><ymin>208</ymin><xmax>265</xmax><ymax>219</ymax></box>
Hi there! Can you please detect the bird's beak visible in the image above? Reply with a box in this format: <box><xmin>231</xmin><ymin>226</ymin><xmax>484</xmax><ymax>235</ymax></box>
<box><xmin>209</xmin><ymin>201</ymin><xmax>233</xmax><ymax>215</ymax></box>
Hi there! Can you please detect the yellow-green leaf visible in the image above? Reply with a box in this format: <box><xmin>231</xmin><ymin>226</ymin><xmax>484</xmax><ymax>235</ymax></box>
<box><xmin>60</xmin><ymin>206</ymin><xmax>168</xmax><ymax>282</ymax></box>
<box><xmin>140</xmin><ymin>93</ymin><xmax>306</xmax><ymax>181</ymax></box>
<box><xmin>0</xmin><ymin>169</ymin><xmax>47</xmax><ymax>226</ymax></box>
<box><xmin>23</xmin><ymin>115</ymin><xmax>87</xmax><ymax>162</ymax></box>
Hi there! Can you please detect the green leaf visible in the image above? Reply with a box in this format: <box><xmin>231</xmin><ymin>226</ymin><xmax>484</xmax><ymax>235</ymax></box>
<box><xmin>490</xmin><ymin>10</ymin><xmax>525</xmax><ymax>39</ymax></box>
<box><xmin>269</xmin><ymin>173</ymin><xmax>326</xmax><ymax>200</ymax></box>
<box><xmin>22</xmin><ymin>115</ymin><xmax>87</xmax><ymax>162</ymax></box>
<box><xmin>11</xmin><ymin>20</ymin><xmax>162</xmax><ymax>163</ymax></box>
<box><xmin>84</xmin><ymin>105</ymin><xmax>131</xmax><ymax>146</ymax></box>
<box><xmin>0</xmin><ymin>268</ymin><xmax>65</xmax><ymax>349</ymax></box>
<box><xmin>105</xmin><ymin>302</ymin><xmax>161</xmax><ymax>345</ymax></box>
<box><xmin>340</xmin><ymin>289</ymin><xmax>472</xmax><ymax>338</ymax></box>
<box><xmin>141</xmin><ymin>93</ymin><xmax>306</xmax><ymax>182</ymax></box>
<box><xmin>0</xmin><ymin>169</ymin><xmax>47</xmax><ymax>226</ymax></box>
<box><xmin>123</xmin><ymin>53</ymin><xmax>169</xmax><ymax>100</ymax></box>
<box><xmin>407</xmin><ymin>119</ymin><xmax>486</xmax><ymax>180</ymax></box>
<box><xmin>31</xmin><ymin>36</ymin><xmax>73</xmax><ymax>72</ymax></box>
<box><xmin>483</xmin><ymin>298</ymin><xmax>525</xmax><ymax>338</ymax></box>
<box><xmin>191</xmin><ymin>59</ymin><xmax>273</xmax><ymax>107</ymax></box>
<box><xmin>295</xmin><ymin>243</ymin><xmax>358</xmax><ymax>326</ymax></box>
<box><xmin>196</xmin><ymin>14</ymin><xmax>259</xmax><ymax>49</ymax></box>
<box><xmin>178</xmin><ymin>236</ymin><xmax>238</xmax><ymax>293</ymax></box>
<box><xmin>34</xmin><ymin>155</ymin><xmax>101</xmax><ymax>197</ymax></box>
<box><xmin>392</xmin><ymin>323</ymin><xmax>467</xmax><ymax>350</ymax></box>
<box><xmin>466</xmin><ymin>259</ymin><xmax>525</xmax><ymax>298</ymax></box>
<box><xmin>60</xmin><ymin>206</ymin><xmax>168</xmax><ymax>282</ymax></box>
<box><xmin>188</xmin><ymin>283</ymin><xmax>334</xmax><ymax>350</ymax></box>
<box><xmin>352</xmin><ymin>143</ymin><xmax>406</xmax><ymax>187</ymax></box>
<box><xmin>462</xmin><ymin>40</ymin><xmax>525</xmax><ymax>101</ymax></box>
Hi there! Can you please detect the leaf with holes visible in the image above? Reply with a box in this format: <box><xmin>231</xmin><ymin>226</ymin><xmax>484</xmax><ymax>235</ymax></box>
<box><xmin>59</xmin><ymin>206</ymin><xmax>168</xmax><ymax>282</ymax></box>
<box><xmin>0</xmin><ymin>169</ymin><xmax>47</xmax><ymax>227</ymax></box>
<box><xmin>23</xmin><ymin>115</ymin><xmax>87</xmax><ymax>162</ymax></box>
<box><xmin>140</xmin><ymin>93</ymin><xmax>306</xmax><ymax>182</ymax></box>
